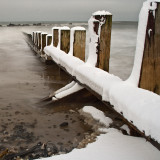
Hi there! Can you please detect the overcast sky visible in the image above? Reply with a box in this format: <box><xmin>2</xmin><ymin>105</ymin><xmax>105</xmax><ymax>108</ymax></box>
<box><xmin>0</xmin><ymin>0</ymin><xmax>145</xmax><ymax>22</ymax></box>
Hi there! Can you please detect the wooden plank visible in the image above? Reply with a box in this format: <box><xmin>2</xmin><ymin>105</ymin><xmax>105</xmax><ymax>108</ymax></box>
<box><xmin>41</xmin><ymin>33</ymin><xmax>47</xmax><ymax>55</ymax></box>
<box><xmin>53</xmin><ymin>29</ymin><xmax>59</xmax><ymax>47</ymax></box>
<box><xmin>35</xmin><ymin>32</ymin><xmax>38</xmax><ymax>46</ymax></box>
<box><xmin>139</xmin><ymin>3</ymin><xmax>160</xmax><ymax>94</ymax></box>
<box><xmin>38</xmin><ymin>32</ymin><xmax>41</xmax><ymax>50</ymax></box>
<box><xmin>61</xmin><ymin>30</ymin><xmax>70</xmax><ymax>53</ymax></box>
<box><xmin>41</xmin><ymin>34</ymin><xmax>47</xmax><ymax>50</ymax></box>
<box><xmin>47</xmin><ymin>35</ymin><xmax>52</xmax><ymax>46</ymax></box>
<box><xmin>73</xmin><ymin>30</ymin><xmax>86</xmax><ymax>61</ymax></box>
<box><xmin>94</xmin><ymin>14</ymin><xmax>112</xmax><ymax>72</ymax></box>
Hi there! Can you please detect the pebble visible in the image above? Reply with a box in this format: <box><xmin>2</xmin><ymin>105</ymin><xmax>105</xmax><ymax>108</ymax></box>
<box><xmin>69</xmin><ymin>109</ymin><xmax>75</xmax><ymax>113</ymax></box>
<box><xmin>60</xmin><ymin>122</ymin><xmax>68</xmax><ymax>128</ymax></box>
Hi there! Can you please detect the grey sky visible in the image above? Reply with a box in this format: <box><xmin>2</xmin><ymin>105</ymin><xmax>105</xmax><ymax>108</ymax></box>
<box><xmin>0</xmin><ymin>0</ymin><xmax>145</xmax><ymax>22</ymax></box>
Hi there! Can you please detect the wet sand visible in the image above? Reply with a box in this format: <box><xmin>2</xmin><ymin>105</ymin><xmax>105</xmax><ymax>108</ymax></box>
<box><xmin>0</xmin><ymin>27</ymin><xmax>95</xmax><ymax>158</ymax></box>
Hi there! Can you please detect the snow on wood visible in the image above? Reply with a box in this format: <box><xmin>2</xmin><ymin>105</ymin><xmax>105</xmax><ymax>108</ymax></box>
<box><xmin>59</xmin><ymin>54</ymin><xmax>84</xmax><ymax>75</ymax></box>
<box><xmin>127</xmin><ymin>0</ymin><xmax>159</xmax><ymax>86</ymax></box>
<box><xmin>74</xmin><ymin>64</ymin><xmax>121</xmax><ymax>98</ymax></box>
<box><xmin>48</xmin><ymin>81</ymin><xmax>77</xmax><ymax>98</ymax></box>
<box><xmin>54</xmin><ymin>81</ymin><xmax>76</xmax><ymax>95</ymax></box>
<box><xmin>86</xmin><ymin>16</ymin><xmax>99</xmax><ymax>66</ymax></box>
<box><xmin>121</xmin><ymin>124</ymin><xmax>130</xmax><ymax>135</ymax></box>
<box><xmin>53</xmin><ymin>83</ymin><xmax>83</xmax><ymax>100</ymax></box>
<box><xmin>138</xmin><ymin>1</ymin><xmax>160</xmax><ymax>94</ymax></box>
<box><xmin>109</xmin><ymin>81</ymin><xmax>160</xmax><ymax>143</ymax></box>
<box><xmin>44</xmin><ymin>46</ymin><xmax>64</xmax><ymax>64</ymax></box>
<box><xmin>92</xmin><ymin>10</ymin><xmax>112</xmax><ymax>16</ymax></box>
<box><xmin>86</xmin><ymin>11</ymin><xmax>112</xmax><ymax>71</ymax></box>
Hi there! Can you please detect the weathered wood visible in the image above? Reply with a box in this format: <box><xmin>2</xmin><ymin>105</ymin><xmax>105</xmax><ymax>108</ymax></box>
<box><xmin>38</xmin><ymin>32</ymin><xmax>41</xmax><ymax>50</ymax></box>
<box><xmin>139</xmin><ymin>3</ymin><xmax>160</xmax><ymax>94</ymax></box>
<box><xmin>53</xmin><ymin>29</ymin><xmax>59</xmax><ymax>47</ymax></box>
<box><xmin>41</xmin><ymin>33</ymin><xmax>47</xmax><ymax>54</ymax></box>
<box><xmin>94</xmin><ymin>14</ymin><xmax>112</xmax><ymax>72</ymax></box>
<box><xmin>73</xmin><ymin>30</ymin><xmax>86</xmax><ymax>61</ymax></box>
<box><xmin>61</xmin><ymin>30</ymin><xmax>70</xmax><ymax>53</ymax></box>
<box><xmin>46</xmin><ymin>35</ymin><xmax>52</xmax><ymax>46</ymax></box>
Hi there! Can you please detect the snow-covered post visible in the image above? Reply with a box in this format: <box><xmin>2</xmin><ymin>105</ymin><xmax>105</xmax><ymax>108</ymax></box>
<box><xmin>73</xmin><ymin>29</ymin><xmax>86</xmax><ymax>61</ymax></box>
<box><xmin>139</xmin><ymin>1</ymin><xmax>160</xmax><ymax>94</ymax></box>
<box><xmin>32</xmin><ymin>31</ymin><xmax>35</xmax><ymax>43</ymax></box>
<box><xmin>53</xmin><ymin>29</ymin><xmax>59</xmax><ymax>47</ymax></box>
<box><xmin>60</xmin><ymin>27</ymin><xmax>70</xmax><ymax>53</ymax></box>
<box><xmin>95</xmin><ymin>12</ymin><xmax>112</xmax><ymax>71</ymax></box>
<box><xmin>46</xmin><ymin>34</ymin><xmax>52</xmax><ymax>46</ymax></box>
<box><xmin>35</xmin><ymin>32</ymin><xmax>38</xmax><ymax>46</ymax></box>
<box><xmin>41</xmin><ymin>33</ymin><xmax>47</xmax><ymax>54</ymax></box>
<box><xmin>38</xmin><ymin>32</ymin><xmax>42</xmax><ymax>50</ymax></box>
<box><xmin>87</xmin><ymin>11</ymin><xmax>112</xmax><ymax>71</ymax></box>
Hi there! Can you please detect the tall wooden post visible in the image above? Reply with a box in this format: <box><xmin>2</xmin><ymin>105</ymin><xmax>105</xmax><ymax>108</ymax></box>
<box><xmin>73</xmin><ymin>30</ymin><xmax>86</xmax><ymax>61</ymax></box>
<box><xmin>41</xmin><ymin>33</ymin><xmax>47</xmax><ymax>55</ymax></box>
<box><xmin>53</xmin><ymin>29</ymin><xmax>59</xmax><ymax>47</ymax></box>
<box><xmin>139</xmin><ymin>2</ymin><xmax>160</xmax><ymax>94</ymax></box>
<box><xmin>60</xmin><ymin>29</ymin><xmax>70</xmax><ymax>53</ymax></box>
<box><xmin>93</xmin><ymin>13</ymin><xmax>112</xmax><ymax>72</ymax></box>
<box><xmin>46</xmin><ymin>34</ymin><xmax>52</xmax><ymax>46</ymax></box>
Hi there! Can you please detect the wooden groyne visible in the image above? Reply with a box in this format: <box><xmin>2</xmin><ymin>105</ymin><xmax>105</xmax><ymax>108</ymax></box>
<box><xmin>139</xmin><ymin>3</ymin><xmax>160</xmax><ymax>94</ymax></box>
<box><xmin>27</xmin><ymin>1</ymin><xmax>160</xmax><ymax>151</ymax></box>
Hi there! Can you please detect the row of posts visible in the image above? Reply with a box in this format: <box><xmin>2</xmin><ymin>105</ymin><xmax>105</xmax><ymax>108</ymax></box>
<box><xmin>32</xmin><ymin>28</ymin><xmax>87</xmax><ymax>62</ymax></box>
<box><xmin>32</xmin><ymin>13</ymin><xmax>112</xmax><ymax>72</ymax></box>
<box><xmin>31</xmin><ymin>7</ymin><xmax>160</xmax><ymax>95</ymax></box>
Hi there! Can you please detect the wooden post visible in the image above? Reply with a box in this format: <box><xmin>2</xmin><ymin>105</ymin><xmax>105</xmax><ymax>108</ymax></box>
<box><xmin>53</xmin><ymin>29</ymin><xmax>59</xmax><ymax>47</ymax></box>
<box><xmin>45</xmin><ymin>34</ymin><xmax>53</xmax><ymax>61</ymax></box>
<box><xmin>46</xmin><ymin>34</ymin><xmax>52</xmax><ymax>46</ymax></box>
<box><xmin>38</xmin><ymin>32</ymin><xmax>42</xmax><ymax>50</ymax></box>
<box><xmin>60</xmin><ymin>29</ymin><xmax>70</xmax><ymax>53</ymax></box>
<box><xmin>32</xmin><ymin>32</ymin><xmax>35</xmax><ymax>43</ymax></box>
<box><xmin>35</xmin><ymin>31</ymin><xmax>41</xmax><ymax>48</ymax></box>
<box><xmin>139</xmin><ymin>2</ymin><xmax>160</xmax><ymax>94</ymax></box>
<box><xmin>73</xmin><ymin>30</ymin><xmax>86</xmax><ymax>61</ymax></box>
<box><xmin>41</xmin><ymin>33</ymin><xmax>47</xmax><ymax>55</ymax></box>
<box><xmin>93</xmin><ymin>13</ymin><xmax>112</xmax><ymax>72</ymax></box>
<box><xmin>35</xmin><ymin>32</ymin><xmax>38</xmax><ymax>46</ymax></box>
